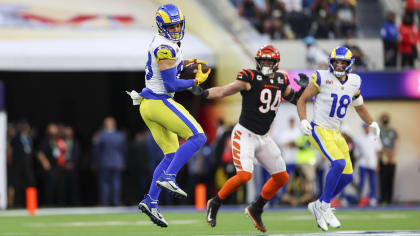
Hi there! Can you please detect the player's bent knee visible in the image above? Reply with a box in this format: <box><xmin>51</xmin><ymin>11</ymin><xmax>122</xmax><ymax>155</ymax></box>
<box><xmin>333</xmin><ymin>159</ymin><xmax>346</xmax><ymax>171</ymax></box>
<box><xmin>188</xmin><ymin>133</ymin><xmax>207</xmax><ymax>148</ymax></box>
<box><xmin>237</xmin><ymin>171</ymin><xmax>252</xmax><ymax>184</ymax></box>
<box><xmin>272</xmin><ymin>171</ymin><xmax>289</xmax><ymax>186</ymax></box>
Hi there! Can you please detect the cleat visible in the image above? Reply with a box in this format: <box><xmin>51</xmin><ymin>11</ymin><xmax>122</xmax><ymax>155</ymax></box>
<box><xmin>245</xmin><ymin>204</ymin><xmax>266</xmax><ymax>232</ymax></box>
<box><xmin>321</xmin><ymin>206</ymin><xmax>341</xmax><ymax>228</ymax></box>
<box><xmin>308</xmin><ymin>200</ymin><xmax>328</xmax><ymax>231</ymax></box>
<box><xmin>156</xmin><ymin>171</ymin><xmax>187</xmax><ymax>199</ymax></box>
<box><xmin>138</xmin><ymin>194</ymin><xmax>168</xmax><ymax>228</ymax></box>
<box><xmin>206</xmin><ymin>197</ymin><xmax>221</xmax><ymax>227</ymax></box>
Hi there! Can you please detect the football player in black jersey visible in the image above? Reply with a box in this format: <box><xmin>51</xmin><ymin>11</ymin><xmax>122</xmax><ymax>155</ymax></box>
<box><xmin>190</xmin><ymin>45</ymin><xmax>309</xmax><ymax>232</ymax></box>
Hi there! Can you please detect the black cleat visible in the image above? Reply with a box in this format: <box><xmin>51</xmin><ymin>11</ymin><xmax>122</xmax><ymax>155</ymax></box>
<box><xmin>245</xmin><ymin>204</ymin><xmax>266</xmax><ymax>232</ymax></box>
<box><xmin>206</xmin><ymin>197</ymin><xmax>221</xmax><ymax>227</ymax></box>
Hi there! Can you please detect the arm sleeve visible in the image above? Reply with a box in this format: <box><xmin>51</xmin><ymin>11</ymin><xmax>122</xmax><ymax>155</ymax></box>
<box><xmin>161</xmin><ymin>67</ymin><xmax>194</xmax><ymax>92</ymax></box>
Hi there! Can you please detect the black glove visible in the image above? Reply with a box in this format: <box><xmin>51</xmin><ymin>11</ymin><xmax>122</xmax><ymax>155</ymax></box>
<box><xmin>293</xmin><ymin>73</ymin><xmax>309</xmax><ymax>88</ymax></box>
<box><xmin>189</xmin><ymin>85</ymin><xmax>209</xmax><ymax>98</ymax></box>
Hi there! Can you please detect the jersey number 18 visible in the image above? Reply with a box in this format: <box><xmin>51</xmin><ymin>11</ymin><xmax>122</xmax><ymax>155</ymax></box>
<box><xmin>329</xmin><ymin>93</ymin><xmax>351</xmax><ymax>118</ymax></box>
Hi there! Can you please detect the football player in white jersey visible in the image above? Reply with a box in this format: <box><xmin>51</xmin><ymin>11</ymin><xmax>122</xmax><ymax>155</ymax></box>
<box><xmin>297</xmin><ymin>46</ymin><xmax>380</xmax><ymax>231</ymax></box>
<box><xmin>128</xmin><ymin>4</ymin><xmax>211</xmax><ymax>228</ymax></box>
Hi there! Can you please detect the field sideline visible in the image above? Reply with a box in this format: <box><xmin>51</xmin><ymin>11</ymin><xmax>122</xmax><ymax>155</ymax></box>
<box><xmin>0</xmin><ymin>206</ymin><xmax>420</xmax><ymax>235</ymax></box>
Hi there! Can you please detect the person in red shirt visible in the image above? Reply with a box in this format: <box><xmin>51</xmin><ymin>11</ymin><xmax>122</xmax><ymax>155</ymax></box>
<box><xmin>398</xmin><ymin>12</ymin><xmax>419</xmax><ymax>67</ymax></box>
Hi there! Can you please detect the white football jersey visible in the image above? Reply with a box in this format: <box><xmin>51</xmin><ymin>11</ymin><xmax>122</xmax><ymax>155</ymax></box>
<box><xmin>311</xmin><ymin>70</ymin><xmax>361</xmax><ymax>129</ymax></box>
<box><xmin>144</xmin><ymin>34</ymin><xmax>184</xmax><ymax>97</ymax></box>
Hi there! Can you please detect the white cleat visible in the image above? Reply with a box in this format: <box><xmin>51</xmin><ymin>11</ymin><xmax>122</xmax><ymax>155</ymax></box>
<box><xmin>321</xmin><ymin>206</ymin><xmax>341</xmax><ymax>228</ymax></box>
<box><xmin>308</xmin><ymin>200</ymin><xmax>328</xmax><ymax>231</ymax></box>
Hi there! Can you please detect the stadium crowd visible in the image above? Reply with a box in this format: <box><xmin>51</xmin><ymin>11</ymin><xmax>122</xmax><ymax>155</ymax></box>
<box><xmin>6</xmin><ymin>112</ymin><xmax>397</xmax><ymax>209</ymax></box>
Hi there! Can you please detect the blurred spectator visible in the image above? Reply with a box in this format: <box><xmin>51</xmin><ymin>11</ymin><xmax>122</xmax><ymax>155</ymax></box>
<box><xmin>8</xmin><ymin>121</ymin><xmax>35</xmax><ymax>208</ymax></box>
<box><xmin>238</xmin><ymin>0</ymin><xmax>267</xmax><ymax>33</ymax></box>
<box><xmin>6</xmin><ymin>123</ymin><xmax>16</xmax><ymax>208</ymax></box>
<box><xmin>378</xmin><ymin>113</ymin><xmax>398</xmax><ymax>205</ymax></box>
<box><xmin>271</xmin><ymin>117</ymin><xmax>300</xmax><ymax>201</ymax></box>
<box><xmin>124</xmin><ymin>131</ymin><xmax>150</xmax><ymax>205</ymax></box>
<box><xmin>310</xmin><ymin>0</ymin><xmax>335</xmax><ymax>38</ymax></box>
<box><xmin>94</xmin><ymin>117</ymin><xmax>126</xmax><ymax>206</ymax></box>
<box><xmin>303</xmin><ymin>35</ymin><xmax>329</xmax><ymax>69</ymax></box>
<box><xmin>188</xmin><ymin>142</ymin><xmax>213</xmax><ymax>204</ymax></box>
<box><xmin>398</xmin><ymin>12</ymin><xmax>419</xmax><ymax>68</ymax></box>
<box><xmin>37</xmin><ymin>123</ymin><xmax>69</xmax><ymax>206</ymax></box>
<box><xmin>283</xmin><ymin>0</ymin><xmax>312</xmax><ymax>38</ymax></box>
<box><xmin>381</xmin><ymin>12</ymin><xmax>400</xmax><ymax>68</ymax></box>
<box><xmin>63</xmin><ymin>125</ymin><xmax>81</xmax><ymax>206</ymax></box>
<box><xmin>335</xmin><ymin>0</ymin><xmax>357</xmax><ymax>38</ymax></box>
<box><xmin>146</xmin><ymin>131</ymin><xmax>172</xmax><ymax>205</ymax></box>
<box><xmin>354</xmin><ymin>123</ymin><xmax>382</xmax><ymax>208</ymax></box>
<box><xmin>263</xmin><ymin>0</ymin><xmax>287</xmax><ymax>39</ymax></box>
<box><xmin>343</xmin><ymin>34</ymin><xmax>367</xmax><ymax>70</ymax></box>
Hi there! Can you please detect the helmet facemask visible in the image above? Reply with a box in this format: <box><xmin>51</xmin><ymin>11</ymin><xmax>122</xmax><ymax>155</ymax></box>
<box><xmin>329</xmin><ymin>59</ymin><xmax>353</xmax><ymax>78</ymax></box>
<box><xmin>256</xmin><ymin>58</ymin><xmax>278</xmax><ymax>76</ymax></box>
<box><xmin>255</xmin><ymin>45</ymin><xmax>280</xmax><ymax>76</ymax></box>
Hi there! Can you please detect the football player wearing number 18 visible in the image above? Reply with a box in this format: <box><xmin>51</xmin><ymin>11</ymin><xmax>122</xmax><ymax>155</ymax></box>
<box><xmin>297</xmin><ymin>46</ymin><xmax>381</xmax><ymax>231</ymax></box>
<box><xmin>130</xmin><ymin>4</ymin><xmax>211</xmax><ymax>228</ymax></box>
<box><xmin>190</xmin><ymin>45</ymin><xmax>309</xmax><ymax>233</ymax></box>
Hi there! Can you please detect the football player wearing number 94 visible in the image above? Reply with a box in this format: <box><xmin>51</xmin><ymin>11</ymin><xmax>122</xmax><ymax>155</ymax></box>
<box><xmin>191</xmin><ymin>45</ymin><xmax>309</xmax><ymax>232</ymax></box>
<box><xmin>297</xmin><ymin>46</ymin><xmax>381</xmax><ymax>231</ymax></box>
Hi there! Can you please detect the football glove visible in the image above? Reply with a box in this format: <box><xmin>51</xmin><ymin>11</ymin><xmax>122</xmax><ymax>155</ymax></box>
<box><xmin>188</xmin><ymin>85</ymin><xmax>209</xmax><ymax>98</ymax></box>
<box><xmin>369</xmin><ymin>121</ymin><xmax>380</xmax><ymax>139</ymax></box>
<box><xmin>293</xmin><ymin>73</ymin><xmax>309</xmax><ymax>88</ymax></box>
<box><xmin>195</xmin><ymin>64</ymin><xmax>211</xmax><ymax>84</ymax></box>
<box><xmin>192</xmin><ymin>58</ymin><xmax>208</xmax><ymax>65</ymax></box>
<box><xmin>300</xmin><ymin>119</ymin><xmax>312</xmax><ymax>136</ymax></box>
<box><xmin>125</xmin><ymin>90</ymin><xmax>141</xmax><ymax>106</ymax></box>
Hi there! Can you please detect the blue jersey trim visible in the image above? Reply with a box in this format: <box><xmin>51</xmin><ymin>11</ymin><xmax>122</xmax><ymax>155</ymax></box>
<box><xmin>316</xmin><ymin>71</ymin><xmax>321</xmax><ymax>87</ymax></box>
<box><xmin>139</xmin><ymin>88</ymin><xmax>172</xmax><ymax>100</ymax></box>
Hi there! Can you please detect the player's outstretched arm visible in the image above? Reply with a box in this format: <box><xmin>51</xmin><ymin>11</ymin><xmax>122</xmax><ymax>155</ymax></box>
<box><xmin>207</xmin><ymin>80</ymin><xmax>250</xmax><ymax>99</ymax></box>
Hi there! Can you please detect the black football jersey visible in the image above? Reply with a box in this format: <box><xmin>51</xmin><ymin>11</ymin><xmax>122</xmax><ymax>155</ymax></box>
<box><xmin>236</xmin><ymin>69</ymin><xmax>290</xmax><ymax>135</ymax></box>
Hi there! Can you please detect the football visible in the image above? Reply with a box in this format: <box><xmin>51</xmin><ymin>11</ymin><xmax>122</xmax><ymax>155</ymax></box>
<box><xmin>179</xmin><ymin>62</ymin><xmax>210</xmax><ymax>79</ymax></box>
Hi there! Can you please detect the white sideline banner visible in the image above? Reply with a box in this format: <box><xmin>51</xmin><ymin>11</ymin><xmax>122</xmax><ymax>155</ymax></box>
<box><xmin>0</xmin><ymin>112</ymin><xmax>6</xmax><ymax>210</ymax></box>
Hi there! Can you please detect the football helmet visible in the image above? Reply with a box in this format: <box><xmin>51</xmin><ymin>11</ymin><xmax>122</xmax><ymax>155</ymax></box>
<box><xmin>328</xmin><ymin>46</ymin><xmax>354</xmax><ymax>78</ymax></box>
<box><xmin>155</xmin><ymin>4</ymin><xmax>185</xmax><ymax>42</ymax></box>
<box><xmin>255</xmin><ymin>45</ymin><xmax>280</xmax><ymax>76</ymax></box>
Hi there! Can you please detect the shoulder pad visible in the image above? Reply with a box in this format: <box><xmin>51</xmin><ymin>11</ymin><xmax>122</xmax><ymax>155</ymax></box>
<box><xmin>237</xmin><ymin>69</ymin><xmax>255</xmax><ymax>81</ymax></box>
<box><xmin>154</xmin><ymin>44</ymin><xmax>176</xmax><ymax>62</ymax></box>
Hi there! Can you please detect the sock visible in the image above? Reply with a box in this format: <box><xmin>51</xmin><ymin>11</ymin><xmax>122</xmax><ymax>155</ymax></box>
<box><xmin>218</xmin><ymin>171</ymin><xmax>252</xmax><ymax>200</ymax></box>
<box><xmin>320</xmin><ymin>159</ymin><xmax>346</xmax><ymax>203</ymax></box>
<box><xmin>321</xmin><ymin>201</ymin><xmax>330</xmax><ymax>211</ymax></box>
<box><xmin>253</xmin><ymin>196</ymin><xmax>268</xmax><ymax>209</ymax></box>
<box><xmin>261</xmin><ymin>171</ymin><xmax>289</xmax><ymax>200</ymax></box>
<box><xmin>166</xmin><ymin>133</ymin><xmax>206</xmax><ymax>175</ymax></box>
<box><xmin>332</xmin><ymin>173</ymin><xmax>354</xmax><ymax>198</ymax></box>
<box><xmin>148</xmin><ymin>153</ymin><xmax>175</xmax><ymax>200</ymax></box>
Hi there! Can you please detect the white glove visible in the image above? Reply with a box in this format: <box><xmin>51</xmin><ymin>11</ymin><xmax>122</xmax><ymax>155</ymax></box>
<box><xmin>300</xmin><ymin>119</ymin><xmax>312</xmax><ymax>136</ymax></box>
<box><xmin>369</xmin><ymin>121</ymin><xmax>380</xmax><ymax>139</ymax></box>
<box><xmin>125</xmin><ymin>90</ymin><xmax>141</xmax><ymax>105</ymax></box>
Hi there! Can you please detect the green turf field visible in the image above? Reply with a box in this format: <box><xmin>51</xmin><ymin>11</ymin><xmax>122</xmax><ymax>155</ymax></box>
<box><xmin>1</xmin><ymin>209</ymin><xmax>419</xmax><ymax>235</ymax></box>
